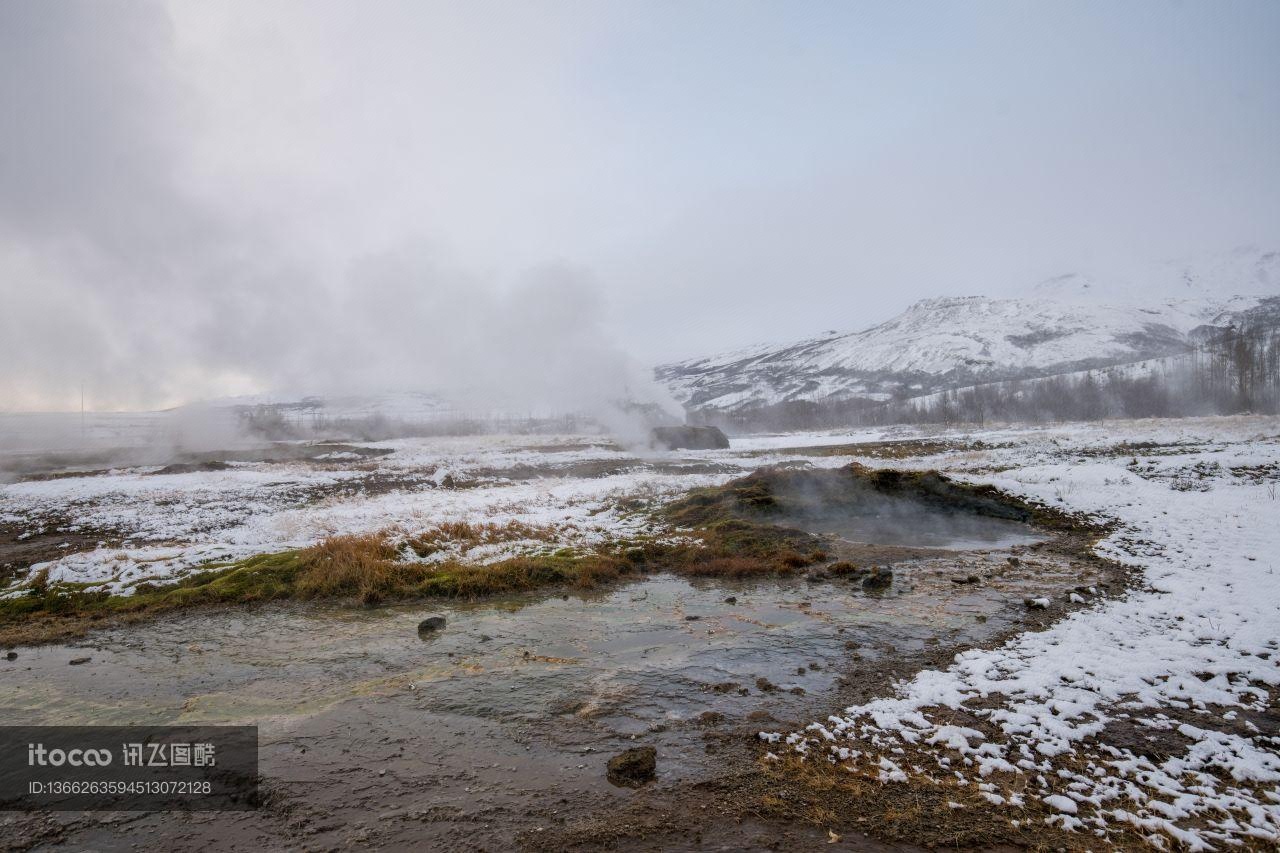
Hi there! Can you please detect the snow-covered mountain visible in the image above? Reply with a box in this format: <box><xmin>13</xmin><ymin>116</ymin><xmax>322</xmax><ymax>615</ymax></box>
<box><xmin>657</xmin><ymin>248</ymin><xmax>1280</xmax><ymax>413</ymax></box>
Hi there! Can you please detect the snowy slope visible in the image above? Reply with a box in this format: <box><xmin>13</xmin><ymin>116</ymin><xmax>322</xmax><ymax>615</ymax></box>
<box><xmin>658</xmin><ymin>249</ymin><xmax>1280</xmax><ymax>412</ymax></box>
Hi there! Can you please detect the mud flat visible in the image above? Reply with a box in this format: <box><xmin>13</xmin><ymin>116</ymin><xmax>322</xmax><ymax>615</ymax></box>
<box><xmin>0</xmin><ymin>514</ymin><xmax>1113</xmax><ymax>850</ymax></box>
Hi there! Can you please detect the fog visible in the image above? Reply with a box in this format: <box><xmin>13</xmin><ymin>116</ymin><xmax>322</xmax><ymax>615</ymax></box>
<box><xmin>2</xmin><ymin>0</ymin><xmax>1278</xmax><ymax>415</ymax></box>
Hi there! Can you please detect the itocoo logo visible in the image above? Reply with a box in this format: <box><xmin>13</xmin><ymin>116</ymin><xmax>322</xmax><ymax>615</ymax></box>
<box><xmin>27</xmin><ymin>743</ymin><xmax>113</xmax><ymax>767</ymax></box>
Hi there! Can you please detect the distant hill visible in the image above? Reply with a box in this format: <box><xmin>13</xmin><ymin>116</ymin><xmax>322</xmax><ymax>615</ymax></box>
<box><xmin>656</xmin><ymin>248</ymin><xmax>1279</xmax><ymax>416</ymax></box>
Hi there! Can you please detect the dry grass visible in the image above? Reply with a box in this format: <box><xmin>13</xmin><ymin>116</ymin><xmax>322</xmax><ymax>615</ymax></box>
<box><xmin>294</xmin><ymin>533</ymin><xmax>415</xmax><ymax>604</ymax></box>
<box><xmin>403</xmin><ymin>520</ymin><xmax>561</xmax><ymax>559</ymax></box>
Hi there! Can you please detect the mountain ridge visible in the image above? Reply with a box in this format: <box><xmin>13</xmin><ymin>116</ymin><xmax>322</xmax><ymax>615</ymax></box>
<box><xmin>657</xmin><ymin>249</ymin><xmax>1280</xmax><ymax>414</ymax></box>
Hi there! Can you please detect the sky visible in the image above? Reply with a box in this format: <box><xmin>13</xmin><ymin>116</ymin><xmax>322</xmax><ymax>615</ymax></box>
<box><xmin>1</xmin><ymin>0</ymin><xmax>1278</xmax><ymax>411</ymax></box>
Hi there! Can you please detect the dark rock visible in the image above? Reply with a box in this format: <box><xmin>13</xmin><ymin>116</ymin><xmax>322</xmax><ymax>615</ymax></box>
<box><xmin>479</xmin><ymin>634</ymin><xmax>493</xmax><ymax>642</ymax></box>
<box><xmin>754</xmin><ymin>677</ymin><xmax>778</xmax><ymax>693</ymax></box>
<box><xmin>684</xmin><ymin>614</ymin><xmax>701</xmax><ymax>621</ymax></box>
<box><xmin>862</xmin><ymin>569</ymin><xmax>893</xmax><ymax>591</ymax></box>
<box><xmin>4</xmin><ymin>651</ymin><xmax>16</xmax><ymax>661</ymax></box>
<box><xmin>951</xmin><ymin>574</ymin><xmax>980</xmax><ymax>585</ymax></box>
<box><xmin>606</xmin><ymin>746</ymin><xmax>656</xmax><ymax>787</ymax></box>
<box><xmin>68</xmin><ymin>657</ymin><xmax>91</xmax><ymax>665</ymax></box>
<box><xmin>649</xmin><ymin>426</ymin><xmax>730</xmax><ymax>451</ymax></box>
<box><xmin>723</xmin><ymin>595</ymin><xmax>737</xmax><ymax>605</ymax></box>
<box><xmin>417</xmin><ymin>616</ymin><xmax>446</xmax><ymax>634</ymax></box>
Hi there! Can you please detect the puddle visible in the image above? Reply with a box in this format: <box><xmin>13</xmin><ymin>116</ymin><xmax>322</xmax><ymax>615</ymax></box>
<box><xmin>747</xmin><ymin>464</ymin><xmax>1046</xmax><ymax>550</ymax></box>
<box><xmin>791</xmin><ymin>508</ymin><xmax>1043</xmax><ymax>549</ymax></box>
<box><xmin>0</xmin><ymin>538</ymin><xmax>1101</xmax><ymax>849</ymax></box>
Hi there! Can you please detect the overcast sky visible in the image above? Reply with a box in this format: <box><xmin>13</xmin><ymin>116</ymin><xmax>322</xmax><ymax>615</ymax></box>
<box><xmin>2</xmin><ymin>0</ymin><xmax>1278</xmax><ymax>411</ymax></box>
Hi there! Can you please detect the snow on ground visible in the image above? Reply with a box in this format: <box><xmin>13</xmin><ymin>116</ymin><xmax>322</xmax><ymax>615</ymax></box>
<box><xmin>2</xmin><ymin>434</ymin><xmax>789</xmax><ymax>594</ymax></box>
<box><xmin>5</xmin><ymin>413</ymin><xmax>1279</xmax><ymax>846</ymax></box>
<box><xmin>765</xmin><ymin>415</ymin><xmax>1280</xmax><ymax>849</ymax></box>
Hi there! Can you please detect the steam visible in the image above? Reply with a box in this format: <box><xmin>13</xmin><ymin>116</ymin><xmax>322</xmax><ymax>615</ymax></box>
<box><xmin>0</xmin><ymin>1</ymin><xmax>674</xmax><ymax>430</ymax></box>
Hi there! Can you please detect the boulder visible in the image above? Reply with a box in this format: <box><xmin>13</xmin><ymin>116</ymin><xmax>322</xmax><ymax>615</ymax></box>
<box><xmin>417</xmin><ymin>616</ymin><xmax>447</xmax><ymax>634</ymax></box>
<box><xmin>606</xmin><ymin>746</ymin><xmax>656</xmax><ymax>787</ymax></box>
<box><xmin>649</xmin><ymin>426</ymin><xmax>730</xmax><ymax>451</ymax></box>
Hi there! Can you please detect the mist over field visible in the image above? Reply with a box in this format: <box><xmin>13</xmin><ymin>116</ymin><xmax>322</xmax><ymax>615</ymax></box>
<box><xmin>2</xmin><ymin>1</ymin><xmax>1278</xmax><ymax>420</ymax></box>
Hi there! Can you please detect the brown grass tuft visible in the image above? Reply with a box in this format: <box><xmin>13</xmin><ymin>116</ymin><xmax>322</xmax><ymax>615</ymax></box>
<box><xmin>294</xmin><ymin>533</ymin><xmax>418</xmax><ymax>600</ymax></box>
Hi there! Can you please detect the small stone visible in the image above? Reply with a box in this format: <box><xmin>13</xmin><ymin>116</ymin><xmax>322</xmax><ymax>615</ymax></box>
<box><xmin>4</xmin><ymin>651</ymin><xmax>16</xmax><ymax>661</ymax></box>
<box><xmin>606</xmin><ymin>747</ymin><xmax>656</xmax><ymax>787</ymax></box>
<box><xmin>68</xmin><ymin>657</ymin><xmax>91</xmax><ymax>665</ymax></box>
<box><xmin>684</xmin><ymin>614</ymin><xmax>701</xmax><ymax>621</ymax></box>
<box><xmin>723</xmin><ymin>595</ymin><xmax>737</xmax><ymax>605</ymax></box>
<box><xmin>417</xmin><ymin>616</ymin><xmax>446</xmax><ymax>634</ymax></box>
<box><xmin>755</xmin><ymin>677</ymin><xmax>778</xmax><ymax>693</ymax></box>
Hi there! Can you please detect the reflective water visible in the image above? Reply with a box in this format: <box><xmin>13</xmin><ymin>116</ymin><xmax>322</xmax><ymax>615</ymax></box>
<box><xmin>794</xmin><ymin>509</ymin><xmax>1043</xmax><ymax>549</ymax></box>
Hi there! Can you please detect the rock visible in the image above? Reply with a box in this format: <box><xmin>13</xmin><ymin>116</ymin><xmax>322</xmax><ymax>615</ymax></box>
<box><xmin>1024</xmin><ymin>597</ymin><xmax>1050</xmax><ymax>609</ymax></box>
<box><xmin>479</xmin><ymin>634</ymin><xmax>492</xmax><ymax>642</ymax></box>
<box><xmin>684</xmin><ymin>614</ymin><xmax>701</xmax><ymax>621</ymax></box>
<box><xmin>1007</xmin><ymin>556</ymin><xmax>1021</xmax><ymax>566</ymax></box>
<box><xmin>649</xmin><ymin>426</ymin><xmax>730</xmax><ymax>451</ymax></box>
<box><xmin>606</xmin><ymin>746</ymin><xmax>656</xmax><ymax>787</ymax></box>
<box><xmin>68</xmin><ymin>657</ymin><xmax>91</xmax><ymax>665</ymax></box>
<box><xmin>4</xmin><ymin>651</ymin><xmax>16</xmax><ymax>661</ymax></box>
<box><xmin>755</xmin><ymin>677</ymin><xmax>778</xmax><ymax>693</ymax></box>
<box><xmin>951</xmin><ymin>574</ymin><xmax>980</xmax><ymax>585</ymax></box>
<box><xmin>723</xmin><ymin>595</ymin><xmax>737</xmax><ymax>605</ymax></box>
<box><xmin>417</xmin><ymin>616</ymin><xmax>446</xmax><ymax>634</ymax></box>
<box><xmin>861</xmin><ymin>569</ymin><xmax>893</xmax><ymax>591</ymax></box>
